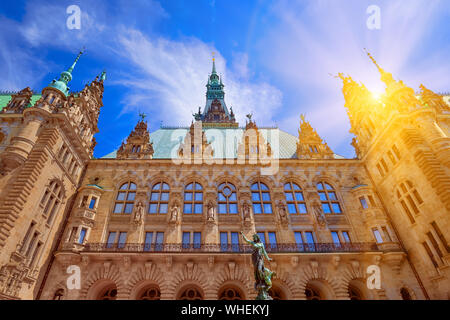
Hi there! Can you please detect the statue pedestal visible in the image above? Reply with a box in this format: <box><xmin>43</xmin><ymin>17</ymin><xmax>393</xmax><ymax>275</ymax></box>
<box><xmin>255</xmin><ymin>283</ymin><xmax>273</xmax><ymax>300</ymax></box>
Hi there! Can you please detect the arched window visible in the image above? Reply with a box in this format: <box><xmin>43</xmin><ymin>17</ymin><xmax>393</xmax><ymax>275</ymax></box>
<box><xmin>396</xmin><ymin>181</ymin><xmax>423</xmax><ymax>224</ymax></box>
<box><xmin>52</xmin><ymin>288</ymin><xmax>64</xmax><ymax>300</ymax></box>
<box><xmin>113</xmin><ymin>182</ymin><xmax>136</xmax><ymax>214</ymax></box>
<box><xmin>219</xmin><ymin>287</ymin><xmax>243</xmax><ymax>300</ymax></box>
<box><xmin>184</xmin><ymin>182</ymin><xmax>203</xmax><ymax>214</ymax></box>
<box><xmin>41</xmin><ymin>181</ymin><xmax>64</xmax><ymax>225</ymax></box>
<box><xmin>348</xmin><ymin>285</ymin><xmax>363</xmax><ymax>300</ymax></box>
<box><xmin>139</xmin><ymin>286</ymin><xmax>161</xmax><ymax>300</ymax></box>
<box><xmin>400</xmin><ymin>287</ymin><xmax>412</xmax><ymax>300</ymax></box>
<box><xmin>218</xmin><ymin>182</ymin><xmax>238</xmax><ymax>214</ymax></box>
<box><xmin>178</xmin><ymin>287</ymin><xmax>203</xmax><ymax>300</ymax></box>
<box><xmin>284</xmin><ymin>182</ymin><xmax>307</xmax><ymax>214</ymax></box>
<box><xmin>149</xmin><ymin>182</ymin><xmax>170</xmax><ymax>214</ymax></box>
<box><xmin>316</xmin><ymin>182</ymin><xmax>342</xmax><ymax>214</ymax></box>
<box><xmin>98</xmin><ymin>285</ymin><xmax>117</xmax><ymax>300</ymax></box>
<box><xmin>251</xmin><ymin>182</ymin><xmax>272</xmax><ymax>214</ymax></box>
<box><xmin>305</xmin><ymin>285</ymin><xmax>322</xmax><ymax>300</ymax></box>
<box><xmin>268</xmin><ymin>286</ymin><xmax>285</xmax><ymax>300</ymax></box>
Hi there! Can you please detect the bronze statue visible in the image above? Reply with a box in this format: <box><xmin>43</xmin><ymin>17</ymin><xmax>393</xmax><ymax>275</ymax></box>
<box><xmin>241</xmin><ymin>231</ymin><xmax>275</xmax><ymax>300</ymax></box>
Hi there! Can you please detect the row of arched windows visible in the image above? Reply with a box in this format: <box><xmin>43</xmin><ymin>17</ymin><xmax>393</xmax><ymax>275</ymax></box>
<box><xmin>54</xmin><ymin>282</ymin><xmax>414</xmax><ymax>300</ymax></box>
<box><xmin>112</xmin><ymin>180</ymin><xmax>344</xmax><ymax>215</ymax></box>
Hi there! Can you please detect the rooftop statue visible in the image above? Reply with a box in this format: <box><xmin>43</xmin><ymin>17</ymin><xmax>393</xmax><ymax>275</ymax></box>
<box><xmin>241</xmin><ymin>231</ymin><xmax>276</xmax><ymax>300</ymax></box>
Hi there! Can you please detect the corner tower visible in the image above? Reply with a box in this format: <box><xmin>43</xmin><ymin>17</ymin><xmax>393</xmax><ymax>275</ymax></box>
<box><xmin>0</xmin><ymin>51</ymin><xmax>106</xmax><ymax>299</ymax></box>
<box><xmin>339</xmin><ymin>51</ymin><xmax>450</xmax><ymax>299</ymax></box>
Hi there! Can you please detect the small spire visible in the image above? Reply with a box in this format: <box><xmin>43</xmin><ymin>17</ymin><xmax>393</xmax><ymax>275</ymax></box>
<box><xmin>68</xmin><ymin>49</ymin><xmax>85</xmax><ymax>74</ymax></box>
<box><xmin>212</xmin><ymin>52</ymin><xmax>217</xmax><ymax>74</ymax></box>
<box><xmin>364</xmin><ymin>48</ymin><xmax>382</xmax><ymax>72</ymax></box>
<box><xmin>100</xmin><ymin>70</ymin><xmax>107</xmax><ymax>82</ymax></box>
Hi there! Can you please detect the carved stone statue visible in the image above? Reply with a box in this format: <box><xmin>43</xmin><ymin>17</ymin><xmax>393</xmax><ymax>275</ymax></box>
<box><xmin>242</xmin><ymin>201</ymin><xmax>251</xmax><ymax>221</ymax></box>
<box><xmin>276</xmin><ymin>201</ymin><xmax>288</xmax><ymax>222</ymax></box>
<box><xmin>312</xmin><ymin>201</ymin><xmax>326</xmax><ymax>227</ymax></box>
<box><xmin>241</xmin><ymin>232</ymin><xmax>275</xmax><ymax>300</ymax></box>
<box><xmin>207</xmin><ymin>201</ymin><xmax>215</xmax><ymax>221</ymax></box>
<box><xmin>170</xmin><ymin>204</ymin><xmax>179</xmax><ymax>223</ymax></box>
<box><xmin>134</xmin><ymin>202</ymin><xmax>144</xmax><ymax>224</ymax></box>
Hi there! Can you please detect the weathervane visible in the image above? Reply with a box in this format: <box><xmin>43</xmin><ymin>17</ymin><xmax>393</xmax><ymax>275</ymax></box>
<box><xmin>139</xmin><ymin>112</ymin><xmax>147</xmax><ymax>121</ymax></box>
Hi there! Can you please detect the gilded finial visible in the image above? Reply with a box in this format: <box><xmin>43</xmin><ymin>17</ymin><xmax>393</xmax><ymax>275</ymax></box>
<box><xmin>300</xmin><ymin>114</ymin><xmax>306</xmax><ymax>123</ymax></box>
<box><xmin>364</xmin><ymin>48</ymin><xmax>382</xmax><ymax>71</ymax></box>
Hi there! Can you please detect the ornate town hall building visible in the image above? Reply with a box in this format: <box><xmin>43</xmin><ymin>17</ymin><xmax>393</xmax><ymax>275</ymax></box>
<box><xmin>0</xmin><ymin>52</ymin><xmax>449</xmax><ymax>300</ymax></box>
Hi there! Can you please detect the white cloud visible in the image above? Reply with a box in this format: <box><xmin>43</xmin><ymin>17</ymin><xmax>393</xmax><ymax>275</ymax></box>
<box><xmin>116</xmin><ymin>29</ymin><xmax>282</xmax><ymax>127</ymax></box>
<box><xmin>256</xmin><ymin>0</ymin><xmax>450</xmax><ymax>156</ymax></box>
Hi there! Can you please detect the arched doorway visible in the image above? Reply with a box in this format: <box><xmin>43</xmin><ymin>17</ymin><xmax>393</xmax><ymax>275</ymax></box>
<box><xmin>98</xmin><ymin>285</ymin><xmax>118</xmax><ymax>300</ymax></box>
<box><xmin>138</xmin><ymin>285</ymin><xmax>161</xmax><ymax>300</ymax></box>
<box><xmin>177</xmin><ymin>285</ymin><xmax>204</xmax><ymax>300</ymax></box>
<box><xmin>304</xmin><ymin>279</ymin><xmax>335</xmax><ymax>300</ymax></box>
<box><xmin>268</xmin><ymin>286</ymin><xmax>286</xmax><ymax>300</ymax></box>
<box><xmin>348</xmin><ymin>285</ymin><xmax>363</xmax><ymax>300</ymax></box>
<box><xmin>218</xmin><ymin>286</ymin><xmax>244</xmax><ymax>300</ymax></box>
<box><xmin>305</xmin><ymin>285</ymin><xmax>322</xmax><ymax>300</ymax></box>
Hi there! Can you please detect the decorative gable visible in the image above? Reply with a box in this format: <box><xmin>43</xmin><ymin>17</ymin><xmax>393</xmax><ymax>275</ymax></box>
<box><xmin>117</xmin><ymin>118</ymin><xmax>154</xmax><ymax>159</ymax></box>
<box><xmin>296</xmin><ymin>115</ymin><xmax>333</xmax><ymax>159</ymax></box>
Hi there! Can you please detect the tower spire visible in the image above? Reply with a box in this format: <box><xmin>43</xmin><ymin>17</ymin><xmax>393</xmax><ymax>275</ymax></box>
<box><xmin>212</xmin><ymin>52</ymin><xmax>217</xmax><ymax>74</ymax></box>
<box><xmin>47</xmin><ymin>49</ymin><xmax>85</xmax><ymax>96</ymax></box>
<box><xmin>67</xmin><ymin>49</ymin><xmax>84</xmax><ymax>74</ymax></box>
<box><xmin>364</xmin><ymin>48</ymin><xmax>382</xmax><ymax>72</ymax></box>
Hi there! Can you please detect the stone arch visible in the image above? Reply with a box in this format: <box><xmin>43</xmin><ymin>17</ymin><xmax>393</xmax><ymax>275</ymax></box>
<box><xmin>246</xmin><ymin>175</ymin><xmax>277</xmax><ymax>190</ymax></box>
<box><xmin>212</xmin><ymin>262</ymin><xmax>252</xmax><ymax>299</ymax></box>
<box><xmin>304</xmin><ymin>279</ymin><xmax>336</xmax><ymax>300</ymax></box>
<box><xmin>124</xmin><ymin>262</ymin><xmax>166</xmax><ymax>299</ymax></box>
<box><xmin>168</xmin><ymin>262</ymin><xmax>209</xmax><ymax>299</ymax></box>
<box><xmin>272</xmin><ymin>268</ymin><xmax>300</xmax><ymax>299</ymax></box>
<box><xmin>81</xmin><ymin>263</ymin><xmax>125</xmax><ymax>300</ymax></box>
<box><xmin>85</xmin><ymin>279</ymin><xmax>118</xmax><ymax>300</ymax></box>
<box><xmin>279</xmin><ymin>175</ymin><xmax>308</xmax><ymax>190</ymax></box>
<box><xmin>112</xmin><ymin>172</ymin><xmax>143</xmax><ymax>190</ymax></box>
<box><xmin>213</xmin><ymin>174</ymin><xmax>241</xmax><ymax>190</ymax></box>
<box><xmin>298</xmin><ymin>263</ymin><xmax>341</xmax><ymax>299</ymax></box>
<box><xmin>341</xmin><ymin>263</ymin><xmax>375</xmax><ymax>300</ymax></box>
<box><xmin>176</xmin><ymin>283</ymin><xmax>205</xmax><ymax>300</ymax></box>
<box><xmin>217</xmin><ymin>281</ymin><xmax>247</xmax><ymax>300</ymax></box>
<box><xmin>181</xmin><ymin>174</ymin><xmax>209</xmax><ymax>190</ymax></box>
<box><xmin>311</xmin><ymin>174</ymin><xmax>342</xmax><ymax>190</ymax></box>
<box><xmin>347</xmin><ymin>279</ymin><xmax>372</xmax><ymax>300</ymax></box>
<box><xmin>147</xmin><ymin>173</ymin><xmax>175</xmax><ymax>190</ymax></box>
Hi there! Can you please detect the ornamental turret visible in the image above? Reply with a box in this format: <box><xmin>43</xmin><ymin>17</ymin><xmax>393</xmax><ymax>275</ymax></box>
<box><xmin>194</xmin><ymin>56</ymin><xmax>237</xmax><ymax>128</ymax></box>
<box><xmin>47</xmin><ymin>50</ymin><xmax>84</xmax><ymax>96</ymax></box>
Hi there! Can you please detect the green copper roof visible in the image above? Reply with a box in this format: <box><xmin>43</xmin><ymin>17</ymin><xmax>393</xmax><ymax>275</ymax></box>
<box><xmin>47</xmin><ymin>51</ymin><xmax>83</xmax><ymax>96</ymax></box>
<box><xmin>0</xmin><ymin>94</ymin><xmax>42</xmax><ymax>111</ymax></box>
<box><xmin>101</xmin><ymin>127</ymin><xmax>346</xmax><ymax>160</ymax></box>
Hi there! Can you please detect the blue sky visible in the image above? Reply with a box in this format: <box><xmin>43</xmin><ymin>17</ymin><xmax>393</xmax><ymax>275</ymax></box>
<box><xmin>0</xmin><ymin>0</ymin><xmax>449</xmax><ymax>158</ymax></box>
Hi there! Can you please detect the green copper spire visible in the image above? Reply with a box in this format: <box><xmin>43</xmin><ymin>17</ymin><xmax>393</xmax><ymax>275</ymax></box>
<box><xmin>212</xmin><ymin>53</ymin><xmax>217</xmax><ymax>74</ymax></box>
<box><xmin>67</xmin><ymin>50</ymin><xmax>83</xmax><ymax>74</ymax></box>
<box><xmin>47</xmin><ymin>50</ymin><xmax>84</xmax><ymax>96</ymax></box>
<box><xmin>100</xmin><ymin>70</ymin><xmax>107</xmax><ymax>82</ymax></box>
